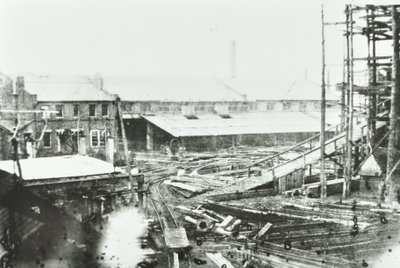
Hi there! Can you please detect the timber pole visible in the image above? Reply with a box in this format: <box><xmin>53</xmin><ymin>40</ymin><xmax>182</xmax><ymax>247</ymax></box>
<box><xmin>385</xmin><ymin>5</ymin><xmax>400</xmax><ymax>203</ymax></box>
<box><xmin>320</xmin><ymin>4</ymin><xmax>327</xmax><ymax>198</ymax></box>
<box><xmin>343</xmin><ymin>5</ymin><xmax>354</xmax><ymax>199</ymax></box>
<box><xmin>116</xmin><ymin>97</ymin><xmax>135</xmax><ymax>207</ymax></box>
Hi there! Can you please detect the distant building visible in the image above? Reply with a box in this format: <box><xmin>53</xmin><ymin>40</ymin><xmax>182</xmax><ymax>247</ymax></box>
<box><xmin>103</xmin><ymin>76</ymin><xmax>341</xmax><ymax>151</ymax></box>
<box><xmin>0</xmin><ymin>73</ymin><xmax>117</xmax><ymax>160</ymax></box>
<box><xmin>0</xmin><ymin>74</ymin><xmax>37</xmax><ymax>160</ymax></box>
<box><xmin>1</xmin><ymin>73</ymin><xmax>341</xmax><ymax>155</ymax></box>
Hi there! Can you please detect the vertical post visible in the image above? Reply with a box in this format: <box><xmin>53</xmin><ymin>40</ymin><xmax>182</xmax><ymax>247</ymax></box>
<box><xmin>367</xmin><ymin>6</ymin><xmax>377</xmax><ymax>144</ymax></box>
<box><xmin>77</xmin><ymin>114</ymin><xmax>80</xmax><ymax>153</ymax></box>
<box><xmin>320</xmin><ymin>5</ymin><xmax>327</xmax><ymax>198</ymax></box>
<box><xmin>146</xmin><ymin>122</ymin><xmax>154</xmax><ymax>150</ymax></box>
<box><xmin>13</xmin><ymin>79</ymin><xmax>22</xmax><ymax>181</ymax></box>
<box><xmin>137</xmin><ymin>174</ymin><xmax>144</xmax><ymax>213</ymax></box>
<box><xmin>384</xmin><ymin>5</ymin><xmax>400</xmax><ymax>203</ymax></box>
<box><xmin>371</xmin><ymin>7</ymin><xmax>377</xmax><ymax>139</ymax></box>
<box><xmin>230</xmin><ymin>40</ymin><xmax>237</xmax><ymax>79</ymax></box>
<box><xmin>116</xmin><ymin>98</ymin><xmax>135</xmax><ymax>206</ymax></box>
<box><xmin>343</xmin><ymin>5</ymin><xmax>354</xmax><ymax>199</ymax></box>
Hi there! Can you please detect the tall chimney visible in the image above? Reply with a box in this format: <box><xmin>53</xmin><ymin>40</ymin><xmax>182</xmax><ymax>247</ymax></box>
<box><xmin>230</xmin><ymin>40</ymin><xmax>237</xmax><ymax>79</ymax></box>
<box><xmin>14</xmin><ymin>76</ymin><xmax>24</xmax><ymax>95</ymax></box>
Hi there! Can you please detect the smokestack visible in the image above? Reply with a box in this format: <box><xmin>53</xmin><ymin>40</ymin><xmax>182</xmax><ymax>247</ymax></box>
<box><xmin>14</xmin><ymin>76</ymin><xmax>24</xmax><ymax>95</ymax></box>
<box><xmin>230</xmin><ymin>40</ymin><xmax>237</xmax><ymax>79</ymax></box>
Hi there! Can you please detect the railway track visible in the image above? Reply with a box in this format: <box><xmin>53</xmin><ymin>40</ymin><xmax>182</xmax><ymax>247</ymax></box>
<box><xmin>147</xmin><ymin>174</ymin><xmax>191</xmax><ymax>268</ymax></box>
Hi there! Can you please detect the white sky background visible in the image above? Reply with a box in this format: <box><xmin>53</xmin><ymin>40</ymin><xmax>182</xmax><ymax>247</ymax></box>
<box><xmin>0</xmin><ymin>0</ymin><xmax>397</xmax><ymax>84</ymax></box>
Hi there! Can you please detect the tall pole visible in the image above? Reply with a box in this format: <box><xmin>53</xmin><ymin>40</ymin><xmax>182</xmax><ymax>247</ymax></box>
<box><xmin>384</xmin><ymin>5</ymin><xmax>400</xmax><ymax>203</ymax></box>
<box><xmin>343</xmin><ymin>5</ymin><xmax>354</xmax><ymax>199</ymax></box>
<box><xmin>371</xmin><ymin>7</ymin><xmax>377</xmax><ymax>139</ymax></box>
<box><xmin>320</xmin><ymin>5</ymin><xmax>327</xmax><ymax>198</ymax></box>
<box><xmin>116</xmin><ymin>98</ymin><xmax>135</xmax><ymax>207</ymax></box>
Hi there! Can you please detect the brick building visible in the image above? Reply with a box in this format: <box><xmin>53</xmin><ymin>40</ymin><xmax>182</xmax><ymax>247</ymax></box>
<box><xmin>1</xmin><ymin>73</ymin><xmax>341</xmax><ymax>155</ymax></box>
<box><xmin>0</xmin><ymin>74</ymin><xmax>38</xmax><ymax>160</ymax></box>
<box><xmin>0</xmin><ymin>74</ymin><xmax>118</xmax><ymax>161</ymax></box>
<box><xmin>102</xmin><ymin>76</ymin><xmax>341</xmax><ymax>151</ymax></box>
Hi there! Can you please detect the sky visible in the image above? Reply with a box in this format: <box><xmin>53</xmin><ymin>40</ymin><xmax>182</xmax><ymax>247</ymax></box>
<box><xmin>0</xmin><ymin>0</ymin><xmax>396</xmax><ymax>84</ymax></box>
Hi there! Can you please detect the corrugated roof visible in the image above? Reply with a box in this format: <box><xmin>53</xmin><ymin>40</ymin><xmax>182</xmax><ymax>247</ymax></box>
<box><xmin>143</xmin><ymin>111</ymin><xmax>341</xmax><ymax>137</ymax></box>
<box><xmin>22</xmin><ymin>74</ymin><xmax>115</xmax><ymax>102</ymax></box>
<box><xmin>223</xmin><ymin>79</ymin><xmax>340</xmax><ymax>101</ymax></box>
<box><xmin>102</xmin><ymin>76</ymin><xmax>246</xmax><ymax>102</ymax></box>
<box><xmin>0</xmin><ymin>155</ymin><xmax>116</xmax><ymax>180</ymax></box>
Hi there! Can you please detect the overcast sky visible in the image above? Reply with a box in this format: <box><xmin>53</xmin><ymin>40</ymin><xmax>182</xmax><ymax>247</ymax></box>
<box><xmin>0</xmin><ymin>0</ymin><xmax>395</xmax><ymax>84</ymax></box>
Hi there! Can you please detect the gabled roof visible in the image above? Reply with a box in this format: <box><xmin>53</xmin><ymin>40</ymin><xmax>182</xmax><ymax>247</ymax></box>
<box><xmin>223</xmin><ymin>78</ymin><xmax>340</xmax><ymax>101</ymax></box>
<box><xmin>143</xmin><ymin>111</ymin><xmax>341</xmax><ymax>137</ymax></box>
<box><xmin>0</xmin><ymin>155</ymin><xmax>116</xmax><ymax>180</ymax></box>
<box><xmin>21</xmin><ymin>74</ymin><xmax>115</xmax><ymax>102</ymax></box>
<box><xmin>102</xmin><ymin>76</ymin><xmax>246</xmax><ymax>102</ymax></box>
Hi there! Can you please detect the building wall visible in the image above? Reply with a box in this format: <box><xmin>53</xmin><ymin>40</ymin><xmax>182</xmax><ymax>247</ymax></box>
<box><xmin>0</xmin><ymin>75</ymin><xmax>38</xmax><ymax>121</ymax></box>
<box><xmin>34</xmin><ymin>101</ymin><xmax>117</xmax><ymax>159</ymax></box>
<box><xmin>0</xmin><ymin>128</ymin><xmax>11</xmax><ymax>160</ymax></box>
<box><xmin>0</xmin><ymin>74</ymin><xmax>38</xmax><ymax>160</ymax></box>
<box><xmin>121</xmin><ymin>99</ymin><xmax>339</xmax><ymax>117</ymax></box>
<box><xmin>256</xmin><ymin>100</ymin><xmax>339</xmax><ymax>112</ymax></box>
<box><xmin>121</xmin><ymin>101</ymin><xmax>250</xmax><ymax>115</ymax></box>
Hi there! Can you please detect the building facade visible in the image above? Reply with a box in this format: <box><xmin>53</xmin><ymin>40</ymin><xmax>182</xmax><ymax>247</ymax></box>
<box><xmin>0</xmin><ymin>74</ymin><xmax>118</xmax><ymax>161</ymax></box>
<box><xmin>103</xmin><ymin>76</ymin><xmax>341</xmax><ymax>152</ymax></box>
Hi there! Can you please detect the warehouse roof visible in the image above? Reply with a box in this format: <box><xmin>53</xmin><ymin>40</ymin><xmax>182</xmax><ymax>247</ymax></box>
<box><xmin>0</xmin><ymin>155</ymin><xmax>116</xmax><ymax>181</ymax></box>
<box><xmin>102</xmin><ymin>76</ymin><xmax>246</xmax><ymax>102</ymax></box>
<box><xmin>143</xmin><ymin>111</ymin><xmax>341</xmax><ymax>137</ymax></box>
<box><xmin>223</xmin><ymin>79</ymin><xmax>340</xmax><ymax>101</ymax></box>
<box><xmin>21</xmin><ymin>74</ymin><xmax>115</xmax><ymax>102</ymax></box>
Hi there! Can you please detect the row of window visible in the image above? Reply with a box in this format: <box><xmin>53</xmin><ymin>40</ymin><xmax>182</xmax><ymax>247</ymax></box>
<box><xmin>52</xmin><ymin>104</ymin><xmax>109</xmax><ymax>118</ymax></box>
<box><xmin>265</xmin><ymin>102</ymin><xmax>315</xmax><ymax>111</ymax></box>
<box><xmin>40</xmin><ymin>129</ymin><xmax>109</xmax><ymax>148</ymax></box>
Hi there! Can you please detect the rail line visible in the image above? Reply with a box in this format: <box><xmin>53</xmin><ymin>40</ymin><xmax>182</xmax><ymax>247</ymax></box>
<box><xmin>147</xmin><ymin>174</ymin><xmax>191</xmax><ymax>268</ymax></box>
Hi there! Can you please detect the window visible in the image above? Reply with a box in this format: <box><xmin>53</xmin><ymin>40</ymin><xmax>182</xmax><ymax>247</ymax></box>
<box><xmin>90</xmin><ymin>130</ymin><xmax>99</xmax><ymax>147</ymax></box>
<box><xmin>299</xmin><ymin>102</ymin><xmax>307</xmax><ymax>112</ymax></box>
<box><xmin>283</xmin><ymin>102</ymin><xmax>291</xmax><ymax>111</ymax></box>
<box><xmin>55</xmin><ymin>105</ymin><xmax>63</xmax><ymax>117</ymax></box>
<box><xmin>195</xmin><ymin>105</ymin><xmax>205</xmax><ymax>112</ymax></box>
<box><xmin>266</xmin><ymin>102</ymin><xmax>274</xmax><ymax>110</ymax></box>
<box><xmin>90</xmin><ymin>129</ymin><xmax>107</xmax><ymax>147</ymax></box>
<box><xmin>228</xmin><ymin>104</ymin><xmax>237</xmax><ymax>112</ymax></box>
<box><xmin>100</xmin><ymin>130</ymin><xmax>107</xmax><ymax>146</ymax></box>
<box><xmin>43</xmin><ymin>132</ymin><xmax>51</xmax><ymax>148</ymax></box>
<box><xmin>101</xmin><ymin>104</ymin><xmax>108</xmax><ymax>117</ymax></box>
<box><xmin>89</xmin><ymin>104</ymin><xmax>96</xmax><ymax>117</ymax></box>
<box><xmin>159</xmin><ymin>106</ymin><xmax>169</xmax><ymax>112</ymax></box>
<box><xmin>73</xmin><ymin>104</ymin><xmax>79</xmax><ymax>117</ymax></box>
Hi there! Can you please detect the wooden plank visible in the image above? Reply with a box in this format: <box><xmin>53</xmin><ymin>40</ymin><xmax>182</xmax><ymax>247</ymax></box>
<box><xmin>257</xmin><ymin>222</ymin><xmax>273</xmax><ymax>237</ymax></box>
<box><xmin>173</xmin><ymin>252</ymin><xmax>179</xmax><ymax>268</ymax></box>
<box><xmin>164</xmin><ymin>227</ymin><xmax>189</xmax><ymax>249</ymax></box>
<box><xmin>164</xmin><ymin>180</ymin><xmax>207</xmax><ymax>193</ymax></box>
<box><xmin>205</xmin><ymin>252</ymin><xmax>235</xmax><ymax>268</ymax></box>
<box><xmin>206</xmin><ymin>120</ymin><xmax>385</xmax><ymax>196</ymax></box>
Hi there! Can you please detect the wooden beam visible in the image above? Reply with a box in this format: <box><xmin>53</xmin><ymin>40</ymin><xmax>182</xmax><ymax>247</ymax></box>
<box><xmin>384</xmin><ymin>6</ymin><xmax>400</xmax><ymax>203</ymax></box>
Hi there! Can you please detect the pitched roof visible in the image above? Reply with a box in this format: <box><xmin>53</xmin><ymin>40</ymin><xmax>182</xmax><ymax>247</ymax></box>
<box><xmin>0</xmin><ymin>155</ymin><xmax>116</xmax><ymax>180</ymax></box>
<box><xmin>143</xmin><ymin>111</ymin><xmax>341</xmax><ymax>137</ymax></box>
<box><xmin>102</xmin><ymin>76</ymin><xmax>246</xmax><ymax>102</ymax></box>
<box><xmin>21</xmin><ymin>74</ymin><xmax>115</xmax><ymax>102</ymax></box>
<box><xmin>223</xmin><ymin>78</ymin><xmax>340</xmax><ymax>101</ymax></box>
